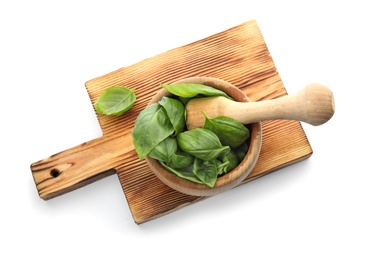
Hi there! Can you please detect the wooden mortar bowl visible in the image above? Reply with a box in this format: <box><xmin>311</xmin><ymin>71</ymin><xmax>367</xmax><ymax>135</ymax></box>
<box><xmin>145</xmin><ymin>77</ymin><xmax>262</xmax><ymax>196</ymax></box>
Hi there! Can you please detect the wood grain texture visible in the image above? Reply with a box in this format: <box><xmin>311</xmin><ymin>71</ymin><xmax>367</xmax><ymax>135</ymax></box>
<box><xmin>31</xmin><ymin>133</ymin><xmax>134</xmax><ymax>200</ymax></box>
<box><xmin>83</xmin><ymin>20</ymin><xmax>312</xmax><ymax>224</ymax></box>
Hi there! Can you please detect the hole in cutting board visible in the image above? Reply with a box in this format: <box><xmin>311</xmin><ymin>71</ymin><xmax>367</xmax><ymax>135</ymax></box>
<box><xmin>50</xmin><ymin>169</ymin><xmax>61</xmax><ymax>178</ymax></box>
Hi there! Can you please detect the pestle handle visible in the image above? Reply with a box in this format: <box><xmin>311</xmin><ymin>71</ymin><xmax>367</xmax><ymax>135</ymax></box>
<box><xmin>186</xmin><ymin>83</ymin><xmax>335</xmax><ymax>129</ymax></box>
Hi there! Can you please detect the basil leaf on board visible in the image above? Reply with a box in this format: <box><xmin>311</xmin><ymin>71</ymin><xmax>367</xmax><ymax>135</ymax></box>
<box><xmin>235</xmin><ymin>141</ymin><xmax>249</xmax><ymax>162</ymax></box>
<box><xmin>219</xmin><ymin>150</ymin><xmax>238</xmax><ymax>173</ymax></box>
<box><xmin>148</xmin><ymin>137</ymin><xmax>177</xmax><ymax>163</ymax></box>
<box><xmin>202</xmin><ymin>112</ymin><xmax>250</xmax><ymax>148</ymax></box>
<box><xmin>94</xmin><ymin>86</ymin><xmax>136</xmax><ymax>115</ymax></box>
<box><xmin>158</xmin><ymin>97</ymin><xmax>185</xmax><ymax>136</ymax></box>
<box><xmin>132</xmin><ymin>103</ymin><xmax>174</xmax><ymax>160</ymax></box>
<box><xmin>161</xmin><ymin>162</ymin><xmax>203</xmax><ymax>184</ymax></box>
<box><xmin>193</xmin><ymin>158</ymin><xmax>218</xmax><ymax>188</ymax></box>
<box><xmin>161</xmin><ymin>83</ymin><xmax>231</xmax><ymax>99</ymax></box>
<box><xmin>177</xmin><ymin>128</ymin><xmax>230</xmax><ymax>161</ymax></box>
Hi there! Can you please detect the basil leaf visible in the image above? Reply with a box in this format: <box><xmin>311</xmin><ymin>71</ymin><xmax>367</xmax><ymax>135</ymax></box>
<box><xmin>219</xmin><ymin>150</ymin><xmax>238</xmax><ymax>173</ymax></box>
<box><xmin>203</xmin><ymin>112</ymin><xmax>250</xmax><ymax>148</ymax></box>
<box><xmin>216</xmin><ymin>160</ymin><xmax>230</xmax><ymax>175</ymax></box>
<box><xmin>178</xmin><ymin>97</ymin><xmax>191</xmax><ymax>106</ymax></box>
<box><xmin>177</xmin><ymin>128</ymin><xmax>230</xmax><ymax>161</ymax></box>
<box><xmin>235</xmin><ymin>141</ymin><xmax>249</xmax><ymax>162</ymax></box>
<box><xmin>193</xmin><ymin>158</ymin><xmax>218</xmax><ymax>188</ymax></box>
<box><xmin>161</xmin><ymin>83</ymin><xmax>231</xmax><ymax>99</ymax></box>
<box><xmin>171</xmin><ymin>152</ymin><xmax>194</xmax><ymax>168</ymax></box>
<box><xmin>148</xmin><ymin>137</ymin><xmax>177</xmax><ymax>163</ymax></box>
<box><xmin>94</xmin><ymin>86</ymin><xmax>136</xmax><ymax>115</ymax></box>
<box><xmin>158</xmin><ymin>97</ymin><xmax>185</xmax><ymax>136</ymax></box>
<box><xmin>132</xmin><ymin>103</ymin><xmax>174</xmax><ymax>160</ymax></box>
<box><xmin>160</xmin><ymin>162</ymin><xmax>203</xmax><ymax>184</ymax></box>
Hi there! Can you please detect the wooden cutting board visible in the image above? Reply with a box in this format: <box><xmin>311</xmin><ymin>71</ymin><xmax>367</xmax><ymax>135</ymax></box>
<box><xmin>31</xmin><ymin>20</ymin><xmax>312</xmax><ymax>224</ymax></box>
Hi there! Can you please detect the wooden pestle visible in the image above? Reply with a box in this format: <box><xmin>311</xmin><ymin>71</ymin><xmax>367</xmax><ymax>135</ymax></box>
<box><xmin>185</xmin><ymin>83</ymin><xmax>335</xmax><ymax>130</ymax></box>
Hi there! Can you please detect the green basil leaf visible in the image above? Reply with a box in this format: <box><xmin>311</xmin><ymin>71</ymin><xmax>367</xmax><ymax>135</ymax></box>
<box><xmin>158</xmin><ymin>97</ymin><xmax>185</xmax><ymax>136</ymax></box>
<box><xmin>161</xmin><ymin>83</ymin><xmax>231</xmax><ymax>99</ymax></box>
<box><xmin>193</xmin><ymin>158</ymin><xmax>218</xmax><ymax>188</ymax></box>
<box><xmin>216</xmin><ymin>160</ymin><xmax>230</xmax><ymax>175</ymax></box>
<box><xmin>94</xmin><ymin>86</ymin><xmax>136</xmax><ymax>115</ymax></box>
<box><xmin>219</xmin><ymin>150</ymin><xmax>238</xmax><ymax>173</ymax></box>
<box><xmin>203</xmin><ymin>112</ymin><xmax>250</xmax><ymax>148</ymax></box>
<box><xmin>132</xmin><ymin>103</ymin><xmax>174</xmax><ymax>160</ymax></box>
<box><xmin>160</xmin><ymin>162</ymin><xmax>203</xmax><ymax>184</ymax></box>
<box><xmin>235</xmin><ymin>141</ymin><xmax>249</xmax><ymax>162</ymax></box>
<box><xmin>171</xmin><ymin>152</ymin><xmax>194</xmax><ymax>168</ymax></box>
<box><xmin>178</xmin><ymin>97</ymin><xmax>191</xmax><ymax>106</ymax></box>
<box><xmin>148</xmin><ymin>137</ymin><xmax>177</xmax><ymax>163</ymax></box>
<box><xmin>177</xmin><ymin>128</ymin><xmax>230</xmax><ymax>161</ymax></box>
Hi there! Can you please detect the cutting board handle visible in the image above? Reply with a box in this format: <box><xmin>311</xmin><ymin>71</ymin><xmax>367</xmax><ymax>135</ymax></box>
<box><xmin>30</xmin><ymin>133</ymin><xmax>134</xmax><ymax>200</ymax></box>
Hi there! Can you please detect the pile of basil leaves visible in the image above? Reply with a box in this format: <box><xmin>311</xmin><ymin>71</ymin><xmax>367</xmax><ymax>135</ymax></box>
<box><xmin>132</xmin><ymin>83</ymin><xmax>250</xmax><ymax>188</ymax></box>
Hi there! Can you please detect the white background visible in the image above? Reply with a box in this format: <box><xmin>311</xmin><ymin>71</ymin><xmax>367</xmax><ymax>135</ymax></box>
<box><xmin>1</xmin><ymin>0</ymin><xmax>389</xmax><ymax>259</ymax></box>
